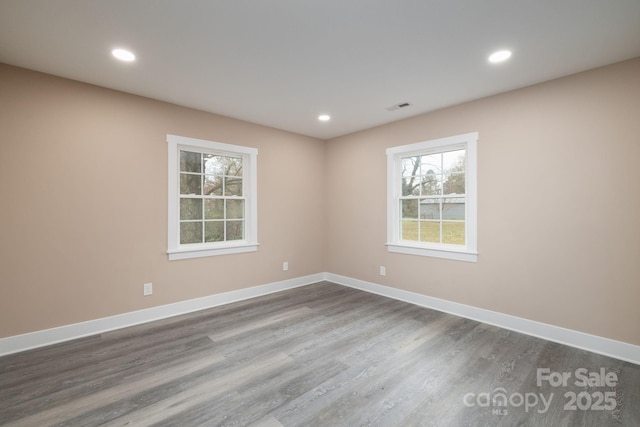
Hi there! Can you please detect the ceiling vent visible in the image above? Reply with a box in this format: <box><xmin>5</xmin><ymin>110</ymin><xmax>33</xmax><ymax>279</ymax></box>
<box><xmin>385</xmin><ymin>102</ymin><xmax>412</xmax><ymax>111</ymax></box>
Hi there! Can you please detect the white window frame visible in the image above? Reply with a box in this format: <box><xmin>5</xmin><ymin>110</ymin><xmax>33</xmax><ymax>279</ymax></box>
<box><xmin>167</xmin><ymin>134</ymin><xmax>258</xmax><ymax>260</ymax></box>
<box><xmin>386</xmin><ymin>132</ymin><xmax>478</xmax><ymax>262</ymax></box>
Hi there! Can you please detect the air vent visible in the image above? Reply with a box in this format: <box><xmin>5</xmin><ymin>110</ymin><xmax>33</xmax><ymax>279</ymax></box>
<box><xmin>385</xmin><ymin>102</ymin><xmax>412</xmax><ymax>112</ymax></box>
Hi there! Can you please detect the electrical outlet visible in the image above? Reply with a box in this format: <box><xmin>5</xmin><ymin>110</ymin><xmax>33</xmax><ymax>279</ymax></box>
<box><xmin>379</xmin><ymin>266</ymin><xmax>386</xmax><ymax>276</ymax></box>
<box><xmin>283</xmin><ymin>261</ymin><xmax>289</xmax><ymax>271</ymax></box>
<box><xmin>143</xmin><ymin>282</ymin><xmax>153</xmax><ymax>296</ymax></box>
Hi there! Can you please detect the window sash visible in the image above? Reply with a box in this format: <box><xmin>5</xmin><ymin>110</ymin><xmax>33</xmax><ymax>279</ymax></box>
<box><xmin>386</xmin><ymin>132</ymin><xmax>477</xmax><ymax>262</ymax></box>
<box><xmin>177</xmin><ymin>149</ymin><xmax>246</xmax><ymax>245</ymax></box>
<box><xmin>167</xmin><ymin>134</ymin><xmax>258</xmax><ymax>260</ymax></box>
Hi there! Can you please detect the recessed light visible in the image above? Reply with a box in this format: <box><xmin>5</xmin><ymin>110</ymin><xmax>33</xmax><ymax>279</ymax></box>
<box><xmin>488</xmin><ymin>50</ymin><xmax>512</xmax><ymax>64</ymax></box>
<box><xmin>318</xmin><ymin>114</ymin><xmax>331</xmax><ymax>122</ymax></box>
<box><xmin>111</xmin><ymin>48</ymin><xmax>136</xmax><ymax>62</ymax></box>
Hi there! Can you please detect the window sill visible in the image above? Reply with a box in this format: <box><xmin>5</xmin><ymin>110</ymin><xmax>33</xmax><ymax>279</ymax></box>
<box><xmin>168</xmin><ymin>242</ymin><xmax>259</xmax><ymax>260</ymax></box>
<box><xmin>386</xmin><ymin>242</ymin><xmax>477</xmax><ymax>262</ymax></box>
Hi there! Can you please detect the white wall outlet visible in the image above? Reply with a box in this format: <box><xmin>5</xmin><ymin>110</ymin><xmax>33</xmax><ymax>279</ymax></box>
<box><xmin>143</xmin><ymin>282</ymin><xmax>153</xmax><ymax>296</ymax></box>
<box><xmin>283</xmin><ymin>261</ymin><xmax>289</xmax><ymax>271</ymax></box>
<box><xmin>379</xmin><ymin>266</ymin><xmax>386</xmax><ymax>276</ymax></box>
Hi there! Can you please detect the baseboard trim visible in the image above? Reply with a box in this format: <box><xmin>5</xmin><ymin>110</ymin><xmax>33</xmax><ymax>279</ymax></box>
<box><xmin>0</xmin><ymin>273</ymin><xmax>325</xmax><ymax>357</ymax></box>
<box><xmin>326</xmin><ymin>273</ymin><xmax>640</xmax><ymax>365</ymax></box>
<box><xmin>3</xmin><ymin>272</ymin><xmax>639</xmax><ymax>365</ymax></box>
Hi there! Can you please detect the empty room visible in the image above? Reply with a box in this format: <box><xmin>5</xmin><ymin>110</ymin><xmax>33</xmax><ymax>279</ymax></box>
<box><xmin>1</xmin><ymin>1</ymin><xmax>639</xmax><ymax>426</ymax></box>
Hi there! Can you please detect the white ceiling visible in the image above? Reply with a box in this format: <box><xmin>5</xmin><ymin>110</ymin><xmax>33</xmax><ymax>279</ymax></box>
<box><xmin>1</xmin><ymin>1</ymin><xmax>639</xmax><ymax>140</ymax></box>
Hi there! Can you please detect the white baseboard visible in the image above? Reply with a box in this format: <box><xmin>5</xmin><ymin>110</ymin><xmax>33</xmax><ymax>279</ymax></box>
<box><xmin>0</xmin><ymin>273</ymin><xmax>325</xmax><ymax>357</ymax></box>
<box><xmin>326</xmin><ymin>273</ymin><xmax>640</xmax><ymax>365</ymax></box>
<box><xmin>3</xmin><ymin>272</ymin><xmax>639</xmax><ymax>365</ymax></box>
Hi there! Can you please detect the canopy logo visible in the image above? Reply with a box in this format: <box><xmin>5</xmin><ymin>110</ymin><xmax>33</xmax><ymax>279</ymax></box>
<box><xmin>462</xmin><ymin>367</ymin><xmax>619</xmax><ymax>416</ymax></box>
<box><xmin>463</xmin><ymin>388</ymin><xmax>552</xmax><ymax>415</ymax></box>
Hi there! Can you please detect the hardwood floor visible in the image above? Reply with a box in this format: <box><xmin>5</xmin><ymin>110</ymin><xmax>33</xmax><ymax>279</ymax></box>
<box><xmin>1</xmin><ymin>281</ymin><xmax>638</xmax><ymax>426</ymax></box>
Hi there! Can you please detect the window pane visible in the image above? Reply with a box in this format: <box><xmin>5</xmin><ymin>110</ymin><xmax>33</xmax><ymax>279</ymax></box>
<box><xmin>226</xmin><ymin>220</ymin><xmax>244</xmax><ymax>241</ymax></box>
<box><xmin>419</xmin><ymin>199</ymin><xmax>440</xmax><ymax>220</ymax></box>
<box><xmin>226</xmin><ymin>199</ymin><xmax>244</xmax><ymax>219</ymax></box>
<box><xmin>443</xmin><ymin>149</ymin><xmax>465</xmax><ymax>174</ymax></box>
<box><xmin>443</xmin><ymin>200</ymin><xmax>465</xmax><ymax>220</ymax></box>
<box><xmin>420</xmin><ymin>153</ymin><xmax>441</xmax><ymax>175</ymax></box>
<box><xmin>402</xmin><ymin>156</ymin><xmax>420</xmax><ymax>178</ymax></box>
<box><xmin>180</xmin><ymin>173</ymin><xmax>201</xmax><ymax>195</ymax></box>
<box><xmin>402</xmin><ymin>176</ymin><xmax>421</xmax><ymax>196</ymax></box>
<box><xmin>225</xmin><ymin>177</ymin><xmax>242</xmax><ymax>196</ymax></box>
<box><xmin>203</xmin><ymin>175</ymin><xmax>223</xmax><ymax>196</ymax></box>
<box><xmin>225</xmin><ymin>156</ymin><xmax>243</xmax><ymax>177</ymax></box>
<box><xmin>401</xmin><ymin>156</ymin><xmax>421</xmax><ymax>196</ymax></box>
<box><xmin>180</xmin><ymin>198</ymin><xmax>202</xmax><ymax>220</ymax></box>
<box><xmin>204</xmin><ymin>199</ymin><xmax>224</xmax><ymax>219</ymax></box>
<box><xmin>204</xmin><ymin>221</ymin><xmax>224</xmax><ymax>242</ymax></box>
<box><xmin>420</xmin><ymin>172</ymin><xmax>442</xmax><ymax>196</ymax></box>
<box><xmin>420</xmin><ymin>221</ymin><xmax>440</xmax><ymax>243</ymax></box>
<box><xmin>401</xmin><ymin>199</ymin><xmax>418</xmax><ymax>220</ymax></box>
<box><xmin>401</xmin><ymin>220</ymin><xmax>418</xmax><ymax>241</ymax></box>
<box><xmin>443</xmin><ymin>172</ymin><xmax>465</xmax><ymax>195</ymax></box>
<box><xmin>180</xmin><ymin>222</ymin><xmax>202</xmax><ymax>244</ymax></box>
<box><xmin>204</xmin><ymin>155</ymin><xmax>224</xmax><ymax>176</ymax></box>
<box><xmin>180</xmin><ymin>151</ymin><xmax>201</xmax><ymax>173</ymax></box>
<box><xmin>442</xmin><ymin>221</ymin><xmax>465</xmax><ymax>245</ymax></box>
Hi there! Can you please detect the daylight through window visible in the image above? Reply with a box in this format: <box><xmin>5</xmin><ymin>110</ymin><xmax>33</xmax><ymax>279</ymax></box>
<box><xmin>179</xmin><ymin>150</ymin><xmax>245</xmax><ymax>244</ymax></box>
<box><xmin>400</xmin><ymin>149</ymin><xmax>466</xmax><ymax>245</ymax></box>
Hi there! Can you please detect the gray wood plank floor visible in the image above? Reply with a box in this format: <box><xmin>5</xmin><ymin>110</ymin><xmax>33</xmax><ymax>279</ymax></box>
<box><xmin>1</xmin><ymin>281</ymin><xmax>638</xmax><ymax>426</ymax></box>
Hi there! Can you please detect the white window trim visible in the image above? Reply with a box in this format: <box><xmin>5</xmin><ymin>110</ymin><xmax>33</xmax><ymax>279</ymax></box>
<box><xmin>167</xmin><ymin>134</ymin><xmax>258</xmax><ymax>260</ymax></box>
<box><xmin>386</xmin><ymin>132</ymin><xmax>478</xmax><ymax>262</ymax></box>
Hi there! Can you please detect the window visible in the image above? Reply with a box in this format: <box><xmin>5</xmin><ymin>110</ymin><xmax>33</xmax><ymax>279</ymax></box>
<box><xmin>386</xmin><ymin>132</ymin><xmax>477</xmax><ymax>262</ymax></box>
<box><xmin>167</xmin><ymin>134</ymin><xmax>258</xmax><ymax>260</ymax></box>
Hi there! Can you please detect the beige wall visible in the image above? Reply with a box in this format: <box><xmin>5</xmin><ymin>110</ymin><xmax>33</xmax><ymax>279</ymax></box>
<box><xmin>1</xmin><ymin>58</ymin><xmax>639</xmax><ymax>347</ymax></box>
<box><xmin>326</xmin><ymin>57</ymin><xmax>640</xmax><ymax>346</ymax></box>
<box><xmin>0</xmin><ymin>64</ymin><xmax>327</xmax><ymax>337</ymax></box>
